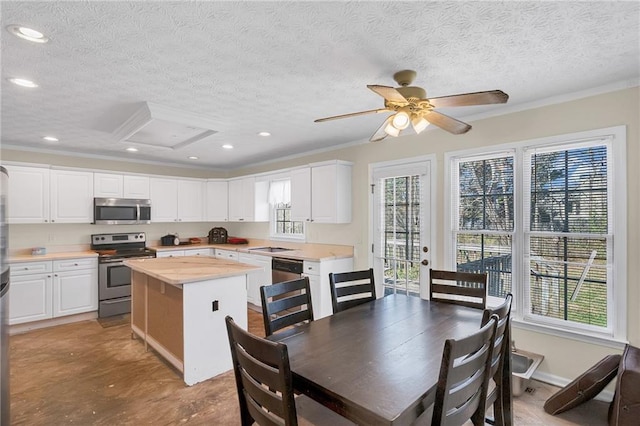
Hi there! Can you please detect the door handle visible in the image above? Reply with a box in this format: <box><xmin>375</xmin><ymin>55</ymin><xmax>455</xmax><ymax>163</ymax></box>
<box><xmin>421</xmin><ymin>259</ymin><xmax>429</xmax><ymax>266</ymax></box>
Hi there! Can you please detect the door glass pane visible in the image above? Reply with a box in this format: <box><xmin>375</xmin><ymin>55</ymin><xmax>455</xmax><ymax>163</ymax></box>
<box><xmin>381</xmin><ymin>175</ymin><xmax>421</xmax><ymax>297</ymax></box>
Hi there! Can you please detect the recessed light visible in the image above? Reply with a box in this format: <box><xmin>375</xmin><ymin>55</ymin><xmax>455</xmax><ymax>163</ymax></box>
<box><xmin>258</xmin><ymin>132</ymin><xmax>271</xmax><ymax>137</ymax></box>
<box><xmin>6</xmin><ymin>25</ymin><xmax>49</xmax><ymax>43</ymax></box>
<box><xmin>222</xmin><ymin>144</ymin><xmax>234</xmax><ymax>149</ymax></box>
<box><xmin>43</xmin><ymin>136</ymin><xmax>58</xmax><ymax>142</ymax></box>
<box><xmin>9</xmin><ymin>78</ymin><xmax>38</xmax><ymax>88</ymax></box>
<box><xmin>126</xmin><ymin>147</ymin><xmax>138</xmax><ymax>152</ymax></box>
<box><xmin>188</xmin><ymin>156</ymin><xmax>199</xmax><ymax>160</ymax></box>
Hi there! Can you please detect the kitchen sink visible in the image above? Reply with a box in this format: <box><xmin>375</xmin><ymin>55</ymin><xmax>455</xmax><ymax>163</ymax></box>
<box><xmin>248</xmin><ymin>247</ymin><xmax>294</xmax><ymax>253</ymax></box>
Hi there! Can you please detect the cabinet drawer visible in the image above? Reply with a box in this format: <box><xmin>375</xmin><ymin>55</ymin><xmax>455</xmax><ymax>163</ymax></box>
<box><xmin>54</xmin><ymin>258</ymin><xmax>97</xmax><ymax>271</ymax></box>
<box><xmin>215</xmin><ymin>249</ymin><xmax>239</xmax><ymax>261</ymax></box>
<box><xmin>11</xmin><ymin>261</ymin><xmax>52</xmax><ymax>276</ymax></box>
<box><xmin>156</xmin><ymin>250</ymin><xmax>185</xmax><ymax>258</ymax></box>
<box><xmin>303</xmin><ymin>261</ymin><xmax>320</xmax><ymax>275</ymax></box>
<box><xmin>184</xmin><ymin>248</ymin><xmax>212</xmax><ymax>257</ymax></box>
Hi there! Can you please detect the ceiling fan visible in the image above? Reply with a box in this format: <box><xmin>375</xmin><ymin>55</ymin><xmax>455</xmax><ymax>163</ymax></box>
<box><xmin>315</xmin><ymin>70</ymin><xmax>509</xmax><ymax>142</ymax></box>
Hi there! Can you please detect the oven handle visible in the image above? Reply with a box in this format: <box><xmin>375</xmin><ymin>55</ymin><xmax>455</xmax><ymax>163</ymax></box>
<box><xmin>136</xmin><ymin>204</ymin><xmax>140</xmax><ymax>222</ymax></box>
<box><xmin>99</xmin><ymin>256</ymin><xmax>155</xmax><ymax>264</ymax></box>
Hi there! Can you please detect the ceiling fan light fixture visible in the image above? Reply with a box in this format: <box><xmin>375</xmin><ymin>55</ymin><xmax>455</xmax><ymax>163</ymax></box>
<box><xmin>411</xmin><ymin>115</ymin><xmax>430</xmax><ymax>134</ymax></box>
<box><xmin>391</xmin><ymin>111</ymin><xmax>410</xmax><ymax>130</ymax></box>
<box><xmin>384</xmin><ymin>121</ymin><xmax>401</xmax><ymax>137</ymax></box>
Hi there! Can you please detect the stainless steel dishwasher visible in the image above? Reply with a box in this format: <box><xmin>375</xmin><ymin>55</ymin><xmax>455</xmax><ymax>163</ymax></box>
<box><xmin>272</xmin><ymin>257</ymin><xmax>303</xmax><ymax>283</ymax></box>
<box><xmin>271</xmin><ymin>258</ymin><xmax>304</xmax><ymax>311</ymax></box>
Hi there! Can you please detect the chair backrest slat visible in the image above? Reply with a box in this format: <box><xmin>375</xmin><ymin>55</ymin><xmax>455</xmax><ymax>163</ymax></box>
<box><xmin>429</xmin><ymin>268</ymin><xmax>487</xmax><ymax>310</ymax></box>
<box><xmin>261</xmin><ymin>277</ymin><xmax>314</xmax><ymax>337</ymax></box>
<box><xmin>225</xmin><ymin>316</ymin><xmax>298</xmax><ymax>426</ymax></box>
<box><xmin>329</xmin><ymin>268</ymin><xmax>376</xmax><ymax>314</ymax></box>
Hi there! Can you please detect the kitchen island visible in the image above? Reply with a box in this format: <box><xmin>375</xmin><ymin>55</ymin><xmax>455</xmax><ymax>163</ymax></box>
<box><xmin>124</xmin><ymin>256</ymin><xmax>260</xmax><ymax>386</ymax></box>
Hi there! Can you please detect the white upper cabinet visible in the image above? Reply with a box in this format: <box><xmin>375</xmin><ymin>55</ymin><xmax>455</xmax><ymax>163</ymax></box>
<box><xmin>177</xmin><ymin>179</ymin><xmax>205</xmax><ymax>222</ymax></box>
<box><xmin>94</xmin><ymin>173</ymin><xmax>123</xmax><ymax>198</ymax></box>
<box><xmin>206</xmin><ymin>180</ymin><xmax>229</xmax><ymax>221</ymax></box>
<box><xmin>50</xmin><ymin>170</ymin><xmax>94</xmax><ymax>223</ymax></box>
<box><xmin>228</xmin><ymin>177</ymin><xmax>255</xmax><ymax>222</ymax></box>
<box><xmin>123</xmin><ymin>175</ymin><xmax>150</xmax><ymax>199</ymax></box>
<box><xmin>150</xmin><ymin>177</ymin><xmax>204</xmax><ymax>222</ymax></box>
<box><xmin>290</xmin><ymin>167</ymin><xmax>311</xmax><ymax>222</ymax></box>
<box><xmin>95</xmin><ymin>173</ymin><xmax>149</xmax><ymax>199</ymax></box>
<box><xmin>292</xmin><ymin>161</ymin><xmax>352</xmax><ymax>224</ymax></box>
<box><xmin>5</xmin><ymin>165</ymin><xmax>50</xmax><ymax>224</ymax></box>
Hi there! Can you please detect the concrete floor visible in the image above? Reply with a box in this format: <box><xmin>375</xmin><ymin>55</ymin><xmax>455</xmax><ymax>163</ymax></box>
<box><xmin>9</xmin><ymin>309</ymin><xmax>610</xmax><ymax>425</ymax></box>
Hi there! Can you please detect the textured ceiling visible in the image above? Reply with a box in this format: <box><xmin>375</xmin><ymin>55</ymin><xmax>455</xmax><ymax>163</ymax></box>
<box><xmin>1</xmin><ymin>1</ymin><xmax>639</xmax><ymax>170</ymax></box>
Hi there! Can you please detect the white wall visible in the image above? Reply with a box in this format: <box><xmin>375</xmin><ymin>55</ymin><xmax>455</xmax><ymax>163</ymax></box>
<box><xmin>2</xmin><ymin>86</ymin><xmax>639</xmax><ymax>386</ymax></box>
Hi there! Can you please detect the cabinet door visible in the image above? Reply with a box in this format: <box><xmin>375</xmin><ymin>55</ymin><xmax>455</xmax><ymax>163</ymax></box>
<box><xmin>290</xmin><ymin>167</ymin><xmax>311</xmax><ymax>222</ymax></box>
<box><xmin>50</xmin><ymin>170</ymin><xmax>94</xmax><ymax>223</ymax></box>
<box><xmin>5</xmin><ymin>165</ymin><xmax>50</xmax><ymax>224</ymax></box>
<box><xmin>53</xmin><ymin>268</ymin><xmax>98</xmax><ymax>317</ymax></box>
<box><xmin>123</xmin><ymin>175</ymin><xmax>150</xmax><ymax>199</ymax></box>
<box><xmin>9</xmin><ymin>273</ymin><xmax>53</xmax><ymax>324</ymax></box>
<box><xmin>177</xmin><ymin>180</ymin><xmax>204</xmax><ymax>222</ymax></box>
<box><xmin>239</xmin><ymin>254</ymin><xmax>271</xmax><ymax>305</ymax></box>
<box><xmin>302</xmin><ymin>272</ymin><xmax>322</xmax><ymax>320</ymax></box>
<box><xmin>229</xmin><ymin>177</ymin><xmax>256</xmax><ymax>222</ymax></box>
<box><xmin>206</xmin><ymin>180</ymin><xmax>229</xmax><ymax>221</ymax></box>
<box><xmin>150</xmin><ymin>178</ymin><xmax>178</xmax><ymax>222</ymax></box>
<box><xmin>94</xmin><ymin>173</ymin><xmax>123</xmax><ymax>198</ymax></box>
<box><xmin>311</xmin><ymin>163</ymin><xmax>352</xmax><ymax>224</ymax></box>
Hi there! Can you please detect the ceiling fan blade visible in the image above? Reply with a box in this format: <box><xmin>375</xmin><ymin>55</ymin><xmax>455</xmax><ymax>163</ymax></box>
<box><xmin>367</xmin><ymin>85</ymin><xmax>408</xmax><ymax>103</ymax></box>
<box><xmin>314</xmin><ymin>108</ymin><xmax>389</xmax><ymax>123</ymax></box>
<box><xmin>369</xmin><ymin>116</ymin><xmax>393</xmax><ymax>142</ymax></box>
<box><xmin>429</xmin><ymin>90</ymin><xmax>509</xmax><ymax>108</ymax></box>
<box><xmin>424</xmin><ymin>111</ymin><xmax>472</xmax><ymax>135</ymax></box>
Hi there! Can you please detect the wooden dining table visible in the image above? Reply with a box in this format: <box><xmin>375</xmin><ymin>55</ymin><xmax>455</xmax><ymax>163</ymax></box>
<box><xmin>269</xmin><ymin>293</ymin><xmax>512</xmax><ymax>426</ymax></box>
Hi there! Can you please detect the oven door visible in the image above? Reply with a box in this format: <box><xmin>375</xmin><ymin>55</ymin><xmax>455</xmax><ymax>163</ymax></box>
<box><xmin>98</xmin><ymin>260</ymin><xmax>132</xmax><ymax>300</ymax></box>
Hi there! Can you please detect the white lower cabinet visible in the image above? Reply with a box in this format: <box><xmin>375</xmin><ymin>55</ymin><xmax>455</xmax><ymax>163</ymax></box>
<box><xmin>302</xmin><ymin>257</ymin><xmax>353</xmax><ymax>319</ymax></box>
<box><xmin>183</xmin><ymin>248</ymin><xmax>213</xmax><ymax>256</ymax></box>
<box><xmin>9</xmin><ymin>258</ymin><xmax>98</xmax><ymax>325</ymax></box>
<box><xmin>238</xmin><ymin>253</ymin><xmax>272</xmax><ymax>305</ymax></box>
<box><xmin>10</xmin><ymin>273</ymin><xmax>53</xmax><ymax>324</ymax></box>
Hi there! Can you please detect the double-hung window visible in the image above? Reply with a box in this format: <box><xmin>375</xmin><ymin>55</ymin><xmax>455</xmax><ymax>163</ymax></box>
<box><xmin>447</xmin><ymin>126</ymin><xmax>627</xmax><ymax>340</ymax></box>
<box><xmin>269</xmin><ymin>179</ymin><xmax>304</xmax><ymax>240</ymax></box>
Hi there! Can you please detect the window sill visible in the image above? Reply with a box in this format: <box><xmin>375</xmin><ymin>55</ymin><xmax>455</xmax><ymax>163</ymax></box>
<box><xmin>511</xmin><ymin>318</ymin><xmax>627</xmax><ymax>350</ymax></box>
<box><xmin>269</xmin><ymin>234</ymin><xmax>306</xmax><ymax>242</ymax></box>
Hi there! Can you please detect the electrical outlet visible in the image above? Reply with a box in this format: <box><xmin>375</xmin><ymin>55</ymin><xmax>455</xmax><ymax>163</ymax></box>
<box><xmin>48</xmin><ymin>234</ymin><xmax>56</xmax><ymax>242</ymax></box>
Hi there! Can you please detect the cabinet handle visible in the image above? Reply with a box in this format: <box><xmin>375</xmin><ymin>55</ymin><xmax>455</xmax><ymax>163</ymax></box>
<box><xmin>74</xmin><ymin>263</ymin><xmax>78</xmax><ymax>266</ymax></box>
<box><xmin>52</xmin><ymin>220</ymin><xmax>55</xmax><ymax>222</ymax></box>
<box><xmin>54</xmin><ymin>274</ymin><xmax>58</xmax><ymax>277</ymax></box>
<box><xmin>47</xmin><ymin>275</ymin><xmax>51</xmax><ymax>278</ymax></box>
<box><xmin>44</xmin><ymin>219</ymin><xmax>48</xmax><ymax>223</ymax></box>
<box><xmin>23</xmin><ymin>267</ymin><xmax>29</xmax><ymax>270</ymax></box>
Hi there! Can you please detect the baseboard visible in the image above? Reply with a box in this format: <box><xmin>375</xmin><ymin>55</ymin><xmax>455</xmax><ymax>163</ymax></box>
<box><xmin>532</xmin><ymin>370</ymin><xmax>615</xmax><ymax>402</ymax></box>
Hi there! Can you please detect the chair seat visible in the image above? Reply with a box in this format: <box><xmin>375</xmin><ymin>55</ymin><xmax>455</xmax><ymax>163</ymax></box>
<box><xmin>295</xmin><ymin>395</ymin><xmax>356</xmax><ymax>426</ymax></box>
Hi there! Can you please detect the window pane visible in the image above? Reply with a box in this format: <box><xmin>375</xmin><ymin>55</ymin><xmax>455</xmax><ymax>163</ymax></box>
<box><xmin>459</xmin><ymin>157</ymin><xmax>514</xmax><ymax>231</ymax></box>
<box><xmin>530</xmin><ymin>146</ymin><xmax>608</xmax><ymax>234</ymax></box>
<box><xmin>456</xmin><ymin>233</ymin><xmax>512</xmax><ymax>298</ymax></box>
<box><xmin>529</xmin><ymin>236</ymin><xmax>607</xmax><ymax>327</ymax></box>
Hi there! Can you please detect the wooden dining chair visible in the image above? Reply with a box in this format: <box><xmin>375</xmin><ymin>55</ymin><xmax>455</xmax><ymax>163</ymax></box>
<box><xmin>482</xmin><ymin>294</ymin><xmax>513</xmax><ymax>426</ymax></box>
<box><xmin>429</xmin><ymin>269</ymin><xmax>488</xmax><ymax>309</ymax></box>
<box><xmin>430</xmin><ymin>315</ymin><xmax>498</xmax><ymax>426</ymax></box>
<box><xmin>260</xmin><ymin>277</ymin><xmax>314</xmax><ymax>337</ymax></box>
<box><xmin>226</xmin><ymin>316</ymin><xmax>355</xmax><ymax>426</ymax></box>
<box><xmin>328</xmin><ymin>268</ymin><xmax>376</xmax><ymax>314</ymax></box>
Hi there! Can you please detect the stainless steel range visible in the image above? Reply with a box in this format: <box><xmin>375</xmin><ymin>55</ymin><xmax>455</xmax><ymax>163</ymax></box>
<box><xmin>91</xmin><ymin>232</ymin><xmax>155</xmax><ymax>318</ymax></box>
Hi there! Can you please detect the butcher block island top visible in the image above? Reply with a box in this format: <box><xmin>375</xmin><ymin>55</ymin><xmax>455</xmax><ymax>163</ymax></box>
<box><xmin>126</xmin><ymin>256</ymin><xmax>257</xmax><ymax>386</ymax></box>
<box><xmin>124</xmin><ymin>256</ymin><xmax>260</xmax><ymax>285</ymax></box>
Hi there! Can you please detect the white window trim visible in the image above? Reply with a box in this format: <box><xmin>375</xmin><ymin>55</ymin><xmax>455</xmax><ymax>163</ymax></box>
<box><xmin>444</xmin><ymin>126</ymin><xmax>627</xmax><ymax>345</ymax></box>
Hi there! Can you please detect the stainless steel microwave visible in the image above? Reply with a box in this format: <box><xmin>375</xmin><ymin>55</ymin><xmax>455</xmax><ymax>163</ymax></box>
<box><xmin>93</xmin><ymin>198</ymin><xmax>151</xmax><ymax>225</ymax></box>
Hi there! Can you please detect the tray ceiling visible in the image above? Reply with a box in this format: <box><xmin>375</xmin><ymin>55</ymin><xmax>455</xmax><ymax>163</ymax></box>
<box><xmin>1</xmin><ymin>1</ymin><xmax>639</xmax><ymax>170</ymax></box>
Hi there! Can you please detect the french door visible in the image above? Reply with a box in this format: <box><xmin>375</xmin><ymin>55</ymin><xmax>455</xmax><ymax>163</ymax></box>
<box><xmin>370</xmin><ymin>157</ymin><xmax>434</xmax><ymax>298</ymax></box>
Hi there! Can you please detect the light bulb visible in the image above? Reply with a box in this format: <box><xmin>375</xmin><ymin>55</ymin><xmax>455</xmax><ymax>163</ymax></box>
<box><xmin>391</xmin><ymin>111</ymin><xmax>410</xmax><ymax>130</ymax></box>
